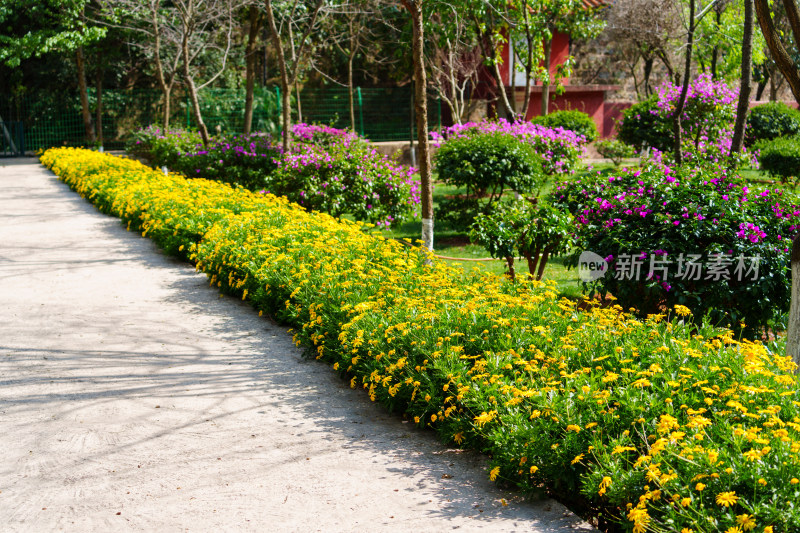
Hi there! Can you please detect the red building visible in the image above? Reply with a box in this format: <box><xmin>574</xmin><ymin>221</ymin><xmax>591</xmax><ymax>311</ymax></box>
<box><xmin>483</xmin><ymin>0</ymin><xmax>626</xmax><ymax>138</ymax></box>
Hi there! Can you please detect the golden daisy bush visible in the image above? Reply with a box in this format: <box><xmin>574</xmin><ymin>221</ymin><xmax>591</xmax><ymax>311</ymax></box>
<box><xmin>42</xmin><ymin>148</ymin><xmax>800</xmax><ymax>533</ymax></box>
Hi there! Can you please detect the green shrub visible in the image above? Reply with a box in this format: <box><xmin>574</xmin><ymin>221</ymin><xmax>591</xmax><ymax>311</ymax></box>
<box><xmin>756</xmin><ymin>135</ymin><xmax>800</xmax><ymax>184</ymax></box>
<box><xmin>434</xmin><ymin>132</ymin><xmax>544</xmax><ymax>225</ymax></box>
<box><xmin>746</xmin><ymin>101</ymin><xmax>800</xmax><ymax>147</ymax></box>
<box><xmin>531</xmin><ymin>110</ymin><xmax>598</xmax><ymax>143</ymax></box>
<box><xmin>470</xmin><ymin>200</ymin><xmax>575</xmax><ymax>280</ymax></box>
<box><xmin>617</xmin><ymin>97</ymin><xmax>673</xmax><ymax>152</ymax></box>
<box><xmin>594</xmin><ymin>139</ymin><xmax>637</xmax><ymax>166</ymax></box>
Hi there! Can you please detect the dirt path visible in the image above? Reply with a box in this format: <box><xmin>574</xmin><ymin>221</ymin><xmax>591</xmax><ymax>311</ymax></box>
<box><xmin>0</xmin><ymin>158</ymin><xmax>595</xmax><ymax>533</ymax></box>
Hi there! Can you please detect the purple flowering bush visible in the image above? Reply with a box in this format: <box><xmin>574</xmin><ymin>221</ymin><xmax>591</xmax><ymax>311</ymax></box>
<box><xmin>618</xmin><ymin>74</ymin><xmax>756</xmax><ymax>167</ymax></box>
<box><xmin>291</xmin><ymin>123</ymin><xmax>364</xmax><ymax>148</ymax></box>
<box><xmin>126</xmin><ymin>124</ymin><xmax>420</xmax><ymax>227</ymax></box>
<box><xmin>126</xmin><ymin>126</ymin><xmax>281</xmax><ymax>190</ymax></box>
<box><xmin>551</xmin><ymin>163</ymin><xmax>800</xmax><ymax>336</ymax></box>
<box><xmin>266</xmin><ymin>140</ymin><xmax>420</xmax><ymax>227</ymax></box>
<box><xmin>431</xmin><ymin>118</ymin><xmax>586</xmax><ymax>175</ymax></box>
<box><xmin>125</xmin><ymin>125</ymin><xmax>203</xmax><ymax>168</ymax></box>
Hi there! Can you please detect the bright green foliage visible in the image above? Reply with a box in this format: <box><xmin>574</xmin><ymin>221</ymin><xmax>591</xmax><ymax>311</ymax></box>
<box><xmin>595</xmin><ymin>139</ymin><xmax>636</xmax><ymax>166</ymax></box>
<box><xmin>756</xmin><ymin>135</ymin><xmax>800</xmax><ymax>184</ymax></box>
<box><xmin>470</xmin><ymin>200</ymin><xmax>575</xmax><ymax>280</ymax></box>
<box><xmin>0</xmin><ymin>0</ymin><xmax>105</xmax><ymax>67</ymax></box>
<box><xmin>532</xmin><ymin>110</ymin><xmax>598</xmax><ymax>143</ymax></box>
<box><xmin>434</xmin><ymin>132</ymin><xmax>545</xmax><ymax>227</ymax></box>
<box><xmin>746</xmin><ymin>102</ymin><xmax>800</xmax><ymax>147</ymax></box>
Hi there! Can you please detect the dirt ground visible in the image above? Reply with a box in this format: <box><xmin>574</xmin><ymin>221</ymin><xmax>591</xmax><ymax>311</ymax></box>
<box><xmin>0</xmin><ymin>157</ymin><xmax>596</xmax><ymax>532</ymax></box>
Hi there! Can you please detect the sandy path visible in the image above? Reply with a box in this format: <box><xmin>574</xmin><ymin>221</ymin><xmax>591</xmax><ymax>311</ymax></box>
<box><xmin>0</xmin><ymin>158</ymin><xmax>595</xmax><ymax>532</ymax></box>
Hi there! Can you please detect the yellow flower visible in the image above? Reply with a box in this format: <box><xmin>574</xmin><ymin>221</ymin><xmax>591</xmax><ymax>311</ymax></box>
<box><xmin>791</xmin><ymin>478</ymin><xmax>799</xmax><ymax>485</ymax></box>
<box><xmin>736</xmin><ymin>514</ymin><xmax>757</xmax><ymax>531</ymax></box>
<box><xmin>764</xmin><ymin>526</ymin><xmax>774</xmax><ymax>533</ymax></box>
<box><xmin>680</xmin><ymin>497</ymin><xmax>692</xmax><ymax>507</ymax></box>
<box><xmin>571</xmin><ymin>454</ymin><xmax>585</xmax><ymax>465</ymax></box>
<box><xmin>489</xmin><ymin>466</ymin><xmax>501</xmax><ymax>481</ymax></box>
<box><xmin>716</xmin><ymin>491</ymin><xmax>738</xmax><ymax>507</ymax></box>
<box><xmin>674</xmin><ymin>304</ymin><xmax>692</xmax><ymax>317</ymax></box>
<box><xmin>695</xmin><ymin>483</ymin><xmax>706</xmax><ymax>491</ymax></box>
<box><xmin>474</xmin><ymin>411</ymin><xmax>496</xmax><ymax>427</ymax></box>
<box><xmin>598</xmin><ymin>476</ymin><xmax>612</xmax><ymax>496</ymax></box>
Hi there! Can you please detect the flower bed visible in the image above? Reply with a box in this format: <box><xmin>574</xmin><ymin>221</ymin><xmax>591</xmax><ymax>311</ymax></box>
<box><xmin>126</xmin><ymin>124</ymin><xmax>419</xmax><ymax>227</ymax></box>
<box><xmin>42</xmin><ymin>147</ymin><xmax>800</xmax><ymax>533</ymax></box>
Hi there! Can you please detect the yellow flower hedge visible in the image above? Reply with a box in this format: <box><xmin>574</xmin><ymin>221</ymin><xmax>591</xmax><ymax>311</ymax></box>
<box><xmin>42</xmin><ymin>147</ymin><xmax>800</xmax><ymax>533</ymax></box>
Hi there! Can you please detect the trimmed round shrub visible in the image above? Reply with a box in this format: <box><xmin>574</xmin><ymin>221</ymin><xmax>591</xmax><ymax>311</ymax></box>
<box><xmin>617</xmin><ymin>97</ymin><xmax>673</xmax><ymax>152</ymax></box>
<box><xmin>746</xmin><ymin>101</ymin><xmax>800</xmax><ymax>147</ymax></box>
<box><xmin>532</xmin><ymin>110</ymin><xmax>598</xmax><ymax>143</ymax></box>
<box><xmin>434</xmin><ymin>131</ymin><xmax>544</xmax><ymax>197</ymax></box>
<box><xmin>756</xmin><ymin>135</ymin><xmax>800</xmax><ymax>184</ymax></box>
<box><xmin>434</xmin><ymin>131</ymin><xmax>545</xmax><ymax>227</ymax></box>
<box><xmin>595</xmin><ymin>138</ymin><xmax>636</xmax><ymax>165</ymax></box>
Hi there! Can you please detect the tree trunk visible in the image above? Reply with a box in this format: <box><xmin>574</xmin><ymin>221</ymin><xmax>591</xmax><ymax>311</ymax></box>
<box><xmin>163</xmin><ymin>86</ymin><xmax>172</xmax><ymax>130</ymax></box>
<box><xmin>76</xmin><ymin>47</ymin><xmax>96</xmax><ymax>144</ymax></box>
<box><xmin>756</xmin><ymin>75</ymin><xmax>767</xmax><ymax>100</ymax></box>
<box><xmin>643</xmin><ymin>56</ymin><xmax>654</xmax><ymax>97</ymax></box>
<box><xmin>731</xmin><ymin>0</ymin><xmax>753</xmax><ymax>156</ymax></box>
<box><xmin>710</xmin><ymin>8</ymin><xmax>722</xmax><ymax>79</ymax></box>
<box><xmin>673</xmin><ymin>0</ymin><xmax>695</xmax><ymax>165</ymax></box>
<box><xmin>541</xmin><ymin>36</ymin><xmax>552</xmax><ymax>116</ymax></box>
<box><xmin>755</xmin><ymin>0</ymin><xmax>800</xmax><ymax>105</ymax></box>
<box><xmin>295</xmin><ymin>79</ymin><xmax>303</xmax><ymax>123</ymax></box>
<box><xmin>348</xmin><ymin>52</ymin><xmax>356</xmax><ymax>131</ymax></box>
<box><xmin>95</xmin><ymin>69</ymin><xmax>103</xmax><ymax>148</ymax></box>
<box><xmin>536</xmin><ymin>249</ymin><xmax>550</xmax><ymax>280</ymax></box>
<box><xmin>403</xmin><ymin>0</ymin><xmax>434</xmax><ymax>251</ymax></box>
<box><xmin>182</xmin><ymin>37</ymin><xmax>210</xmax><ymax>146</ymax></box>
<box><xmin>243</xmin><ymin>6</ymin><xmax>262</xmax><ymax>135</ymax></box>
<box><xmin>265</xmin><ymin>0</ymin><xmax>291</xmax><ymax>150</ymax></box>
<box><xmin>788</xmin><ymin>233</ymin><xmax>800</xmax><ymax>371</ymax></box>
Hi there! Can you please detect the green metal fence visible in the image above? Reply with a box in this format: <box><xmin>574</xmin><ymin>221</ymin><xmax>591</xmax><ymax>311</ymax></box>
<box><xmin>0</xmin><ymin>86</ymin><xmax>442</xmax><ymax>152</ymax></box>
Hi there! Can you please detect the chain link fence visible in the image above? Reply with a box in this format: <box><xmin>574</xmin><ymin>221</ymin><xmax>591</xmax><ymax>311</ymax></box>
<box><xmin>0</xmin><ymin>86</ymin><xmax>443</xmax><ymax>153</ymax></box>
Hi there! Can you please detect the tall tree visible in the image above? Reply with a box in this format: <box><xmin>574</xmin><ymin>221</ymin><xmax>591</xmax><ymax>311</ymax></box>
<box><xmin>730</xmin><ymin>0</ymin><xmax>753</xmax><ymax>156</ymax></box>
<box><xmin>401</xmin><ymin>0</ymin><xmax>434</xmax><ymax>250</ymax></box>
<box><xmin>264</xmin><ymin>0</ymin><xmax>326</xmax><ymax>150</ymax></box>
<box><xmin>754</xmin><ymin>0</ymin><xmax>800</xmax><ymax>104</ymax></box>
<box><xmin>605</xmin><ymin>0</ymin><xmax>682</xmax><ymax>97</ymax></box>
<box><xmin>511</xmin><ymin>0</ymin><xmax>605</xmax><ymax>116</ymax></box>
<box><xmin>755</xmin><ymin>0</ymin><xmax>800</xmax><ymax>370</ymax></box>
<box><xmin>174</xmin><ymin>0</ymin><xmax>240</xmax><ymax>146</ymax></box>
<box><xmin>423</xmin><ymin>3</ymin><xmax>482</xmax><ymax>124</ymax></box>
<box><xmin>243</xmin><ymin>5</ymin><xmax>263</xmax><ymax>135</ymax></box>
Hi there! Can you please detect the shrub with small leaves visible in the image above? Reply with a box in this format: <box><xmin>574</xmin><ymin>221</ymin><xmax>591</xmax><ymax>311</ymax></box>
<box><xmin>756</xmin><ymin>135</ymin><xmax>800</xmax><ymax>184</ymax></box>
<box><xmin>532</xmin><ymin>110</ymin><xmax>598</xmax><ymax>143</ymax></box>
<box><xmin>595</xmin><ymin>139</ymin><xmax>637</xmax><ymax>166</ymax></box>
<box><xmin>746</xmin><ymin>101</ymin><xmax>800</xmax><ymax>147</ymax></box>
<box><xmin>470</xmin><ymin>200</ymin><xmax>575</xmax><ymax>280</ymax></box>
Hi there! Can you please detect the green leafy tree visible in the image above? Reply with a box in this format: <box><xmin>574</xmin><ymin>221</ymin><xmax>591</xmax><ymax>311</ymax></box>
<box><xmin>0</xmin><ymin>0</ymin><xmax>106</xmax><ymax>142</ymax></box>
